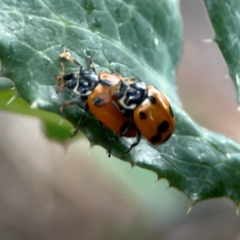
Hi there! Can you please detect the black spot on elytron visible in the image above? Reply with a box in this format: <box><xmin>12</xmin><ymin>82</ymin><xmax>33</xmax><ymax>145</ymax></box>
<box><xmin>151</xmin><ymin>134</ymin><xmax>162</xmax><ymax>143</ymax></box>
<box><xmin>93</xmin><ymin>97</ymin><xmax>103</xmax><ymax>106</ymax></box>
<box><xmin>139</xmin><ymin>111</ymin><xmax>147</xmax><ymax>119</ymax></box>
<box><xmin>120</xmin><ymin>122</ymin><xmax>130</xmax><ymax>134</ymax></box>
<box><xmin>169</xmin><ymin>104</ymin><xmax>174</xmax><ymax>118</ymax></box>
<box><xmin>158</xmin><ymin>120</ymin><xmax>169</xmax><ymax>133</ymax></box>
<box><xmin>148</xmin><ymin>95</ymin><xmax>156</xmax><ymax>104</ymax></box>
<box><xmin>150</xmin><ymin>120</ymin><xmax>170</xmax><ymax>143</ymax></box>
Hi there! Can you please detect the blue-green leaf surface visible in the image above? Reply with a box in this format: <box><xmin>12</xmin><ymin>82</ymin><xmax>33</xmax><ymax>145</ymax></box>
<box><xmin>1</xmin><ymin>0</ymin><xmax>240</xmax><ymax>204</ymax></box>
<box><xmin>204</xmin><ymin>0</ymin><xmax>240</xmax><ymax>103</ymax></box>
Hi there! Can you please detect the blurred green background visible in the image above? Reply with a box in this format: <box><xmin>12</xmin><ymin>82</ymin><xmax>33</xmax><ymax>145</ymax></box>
<box><xmin>1</xmin><ymin>0</ymin><xmax>240</xmax><ymax>239</ymax></box>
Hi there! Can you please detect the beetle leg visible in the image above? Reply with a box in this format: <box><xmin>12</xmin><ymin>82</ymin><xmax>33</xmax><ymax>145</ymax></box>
<box><xmin>124</xmin><ymin>129</ymin><xmax>141</xmax><ymax>155</ymax></box>
<box><xmin>98</xmin><ymin>122</ymin><xmax>112</xmax><ymax>157</ymax></box>
<box><xmin>60</xmin><ymin>101</ymin><xmax>81</xmax><ymax>113</ymax></box>
<box><xmin>59</xmin><ymin>47</ymin><xmax>83</xmax><ymax>72</ymax></box>
<box><xmin>70</xmin><ymin>104</ymin><xmax>89</xmax><ymax>137</ymax></box>
<box><xmin>58</xmin><ymin>101</ymin><xmax>82</xmax><ymax>127</ymax></box>
<box><xmin>85</xmin><ymin>50</ymin><xmax>96</xmax><ymax>73</ymax></box>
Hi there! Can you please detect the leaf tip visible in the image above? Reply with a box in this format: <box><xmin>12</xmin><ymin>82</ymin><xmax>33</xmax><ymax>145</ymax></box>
<box><xmin>236</xmin><ymin>205</ymin><xmax>240</xmax><ymax>216</ymax></box>
<box><xmin>89</xmin><ymin>141</ymin><xmax>95</xmax><ymax>150</ymax></box>
<box><xmin>202</xmin><ymin>38</ymin><xmax>214</xmax><ymax>43</ymax></box>
<box><xmin>186</xmin><ymin>198</ymin><xmax>198</xmax><ymax>215</ymax></box>
<box><xmin>58</xmin><ymin>141</ymin><xmax>71</xmax><ymax>154</ymax></box>
<box><xmin>129</xmin><ymin>160</ymin><xmax>136</xmax><ymax>169</ymax></box>
<box><xmin>165</xmin><ymin>180</ymin><xmax>172</xmax><ymax>190</ymax></box>
<box><xmin>7</xmin><ymin>92</ymin><xmax>19</xmax><ymax>105</ymax></box>
<box><xmin>88</xmin><ymin>148</ymin><xmax>93</xmax><ymax>156</ymax></box>
<box><xmin>30</xmin><ymin>100</ymin><xmax>39</xmax><ymax>109</ymax></box>
<box><xmin>186</xmin><ymin>204</ymin><xmax>194</xmax><ymax>215</ymax></box>
<box><xmin>59</xmin><ymin>118</ymin><xmax>64</xmax><ymax>126</ymax></box>
<box><xmin>151</xmin><ymin>175</ymin><xmax>161</xmax><ymax>187</ymax></box>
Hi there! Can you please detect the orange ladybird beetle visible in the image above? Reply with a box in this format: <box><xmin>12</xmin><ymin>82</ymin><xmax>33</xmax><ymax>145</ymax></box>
<box><xmin>87</xmin><ymin>72</ymin><xmax>138</xmax><ymax>138</ymax></box>
<box><xmin>110</xmin><ymin>78</ymin><xmax>175</xmax><ymax>149</ymax></box>
<box><xmin>55</xmin><ymin>48</ymin><xmax>138</xmax><ymax>156</ymax></box>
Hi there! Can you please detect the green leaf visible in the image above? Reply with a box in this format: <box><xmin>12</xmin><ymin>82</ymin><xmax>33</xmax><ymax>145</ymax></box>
<box><xmin>1</xmin><ymin>0</ymin><xmax>240</xmax><ymax>205</ymax></box>
<box><xmin>204</xmin><ymin>0</ymin><xmax>240</xmax><ymax>103</ymax></box>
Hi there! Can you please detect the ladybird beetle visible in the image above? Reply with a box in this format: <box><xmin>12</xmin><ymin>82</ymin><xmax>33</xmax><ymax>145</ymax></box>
<box><xmin>110</xmin><ymin>79</ymin><xmax>175</xmax><ymax>147</ymax></box>
<box><xmin>87</xmin><ymin>72</ymin><xmax>138</xmax><ymax>138</ymax></box>
<box><xmin>55</xmin><ymin>49</ymin><xmax>99</xmax><ymax>102</ymax></box>
<box><xmin>55</xmin><ymin>48</ymin><xmax>139</xmax><ymax>156</ymax></box>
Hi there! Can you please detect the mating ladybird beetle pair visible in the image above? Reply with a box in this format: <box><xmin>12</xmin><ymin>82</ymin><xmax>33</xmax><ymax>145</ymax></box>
<box><xmin>55</xmin><ymin>48</ymin><xmax>138</xmax><ymax>156</ymax></box>
<box><xmin>55</xmin><ymin>48</ymin><xmax>175</xmax><ymax>157</ymax></box>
